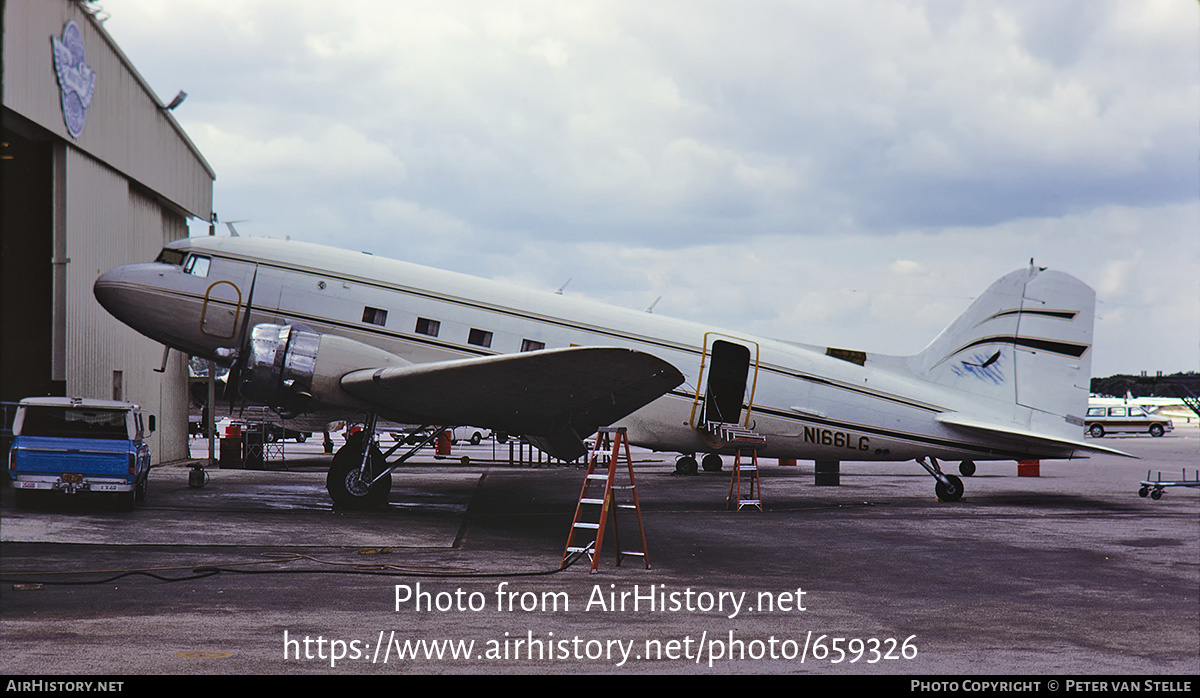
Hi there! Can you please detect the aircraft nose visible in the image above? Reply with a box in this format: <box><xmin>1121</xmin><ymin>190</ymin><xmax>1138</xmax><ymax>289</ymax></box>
<box><xmin>93</xmin><ymin>263</ymin><xmax>160</xmax><ymax>330</ymax></box>
<box><xmin>93</xmin><ymin>265</ymin><xmax>132</xmax><ymax>319</ymax></box>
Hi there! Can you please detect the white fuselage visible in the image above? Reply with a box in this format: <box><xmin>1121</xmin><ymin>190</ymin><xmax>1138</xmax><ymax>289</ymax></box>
<box><xmin>95</xmin><ymin>237</ymin><xmax>1080</xmax><ymax>463</ymax></box>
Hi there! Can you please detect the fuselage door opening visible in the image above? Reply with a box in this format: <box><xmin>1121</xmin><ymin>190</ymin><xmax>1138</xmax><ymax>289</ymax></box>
<box><xmin>200</xmin><ymin>280</ymin><xmax>243</xmax><ymax>339</ymax></box>
<box><xmin>690</xmin><ymin>334</ymin><xmax>759</xmax><ymax>431</ymax></box>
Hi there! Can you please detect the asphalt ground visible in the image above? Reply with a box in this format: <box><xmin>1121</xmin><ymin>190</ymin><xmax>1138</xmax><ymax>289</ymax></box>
<box><xmin>1</xmin><ymin>424</ymin><xmax>1197</xmax><ymax>677</ymax></box>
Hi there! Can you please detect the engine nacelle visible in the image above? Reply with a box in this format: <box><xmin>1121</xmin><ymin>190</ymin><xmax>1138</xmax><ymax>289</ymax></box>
<box><xmin>239</xmin><ymin>324</ymin><xmax>321</xmax><ymax>415</ymax></box>
<box><xmin>237</xmin><ymin>323</ymin><xmax>409</xmax><ymax>415</ymax></box>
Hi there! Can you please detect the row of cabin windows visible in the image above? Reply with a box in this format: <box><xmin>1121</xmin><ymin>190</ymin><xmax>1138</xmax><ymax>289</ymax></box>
<box><xmin>363</xmin><ymin>307</ymin><xmax>544</xmax><ymax>352</ymax></box>
<box><xmin>160</xmin><ymin>254</ymin><xmax>548</xmax><ymax>352</ymax></box>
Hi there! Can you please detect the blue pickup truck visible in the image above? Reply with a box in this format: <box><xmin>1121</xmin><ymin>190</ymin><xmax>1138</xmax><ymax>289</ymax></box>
<box><xmin>7</xmin><ymin>397</ymin><xmax>155</xmax><ymax>509</ymax></box>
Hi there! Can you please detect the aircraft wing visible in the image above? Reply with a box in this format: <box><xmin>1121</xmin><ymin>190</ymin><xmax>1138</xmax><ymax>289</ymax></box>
<box><xmin>339</xmin><ymin>346</ymin><xmax>684</xmax><ymax>460</ymax></box>
<box><xmin>935</xmin><ymin>412</ymin><xmax>1135</xmax><ymax>458</ymax></box>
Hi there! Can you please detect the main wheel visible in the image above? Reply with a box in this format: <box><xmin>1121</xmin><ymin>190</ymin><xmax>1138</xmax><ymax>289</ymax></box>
<box><xmin>327</xmin><ymin>436</ymin><xmax>391</xmax><ymax>509</ymax></box>
<box><xmin>1149</xmin><ymin>424</ymin><xmax>1164</xmax><ymax>437</ymax></box>
<box><xmin>1089</xmin><ymin>424</ymin><xmax>1105</xmax><ymax>438</ymax></box>
<box><xmin>702</xmin><ymin>453</ymin><xmax>724</xmax><ymax>472</ymax></box>
<box><xmin>959</xmin><ymin>460</ymin><xmax>977</xmax><ymax>477</ymax></box>
<box><xmin>935</xmin><ymin>474</ymin><xmax>964</xmax><ymax>502</ymax></box>
<box><xmin>675</xmin><ymin>455</ymin><xmax>698</xmax><ymax>475</ymax></box>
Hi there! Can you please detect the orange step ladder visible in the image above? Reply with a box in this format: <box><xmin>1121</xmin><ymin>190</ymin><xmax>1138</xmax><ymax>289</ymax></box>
<box><xmin>561</xmin><ymin>427</ymin><xmax>650</xmax><ymax>573</ymax></box>
<box><xmin>726</xmin><ymin>447</ymin><xmax>762</xmax><ymax>511</ymax></box>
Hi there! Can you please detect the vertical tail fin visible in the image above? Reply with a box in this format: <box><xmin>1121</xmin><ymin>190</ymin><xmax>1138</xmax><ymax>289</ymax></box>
<box><xmin>913</xmin><ymin>264</ymin><xmax>1095</xmax><ymax>440</ymax></box>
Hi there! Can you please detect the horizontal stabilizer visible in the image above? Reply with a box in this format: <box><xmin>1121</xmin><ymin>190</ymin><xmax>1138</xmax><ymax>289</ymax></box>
<box><xmin>935</xmin><ymin>412</ymin><xmax>1135</xmax><ymax>458</ymax></box>
<box><xmin>339</xmin><ymin>346</ymin><xmax>684</xmax><ymax>459</ymax></box>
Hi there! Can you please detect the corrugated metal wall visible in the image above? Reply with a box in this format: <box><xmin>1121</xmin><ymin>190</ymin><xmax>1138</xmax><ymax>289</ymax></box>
<box><xmin>3</xmin><ymin>1</ymin><xmax>214</xmax><ymax>463</ymax></box>
<box><xmin>3</xmin><ymin>0</ymin><xmax>214</xmax><ymax>218</ymax></box>
<box><xmin>63</xmin><ymin>149</ymin><xmax>190</xmax><ymax>462</ymax></box>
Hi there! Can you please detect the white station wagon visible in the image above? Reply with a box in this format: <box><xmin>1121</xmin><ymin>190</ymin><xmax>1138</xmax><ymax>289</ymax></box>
<box><xmin>1084</xmin><ymin>405</ymin><xmax>1173</xmax><ymax>438</ymax></box>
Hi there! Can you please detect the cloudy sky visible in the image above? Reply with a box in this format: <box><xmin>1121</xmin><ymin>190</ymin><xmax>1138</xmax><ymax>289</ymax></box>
<box><xmin>95</xmin><ymin>0</ymin><xmax>1198</xmax><ymax>377</ymax></box>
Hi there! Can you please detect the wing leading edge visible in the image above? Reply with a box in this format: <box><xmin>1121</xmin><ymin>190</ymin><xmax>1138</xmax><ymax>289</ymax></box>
<box><xmin>339</xmin><ymin>346</ymin><xmax>685</xmax><ymax>460</ymax></box>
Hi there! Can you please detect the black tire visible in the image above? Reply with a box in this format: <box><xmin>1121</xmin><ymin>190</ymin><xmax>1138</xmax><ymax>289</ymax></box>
<box><xmin>959</xmin><ymin>460</ymin><xmax>976</xmax><ymax>477</ymax></box>
<box><xmin>296</xmin><ymin>433</ymin><xmax>308</xmax><ymax>443</ymax></box>
<box><xmin>470</xmin><ymin>432</ymin><xmax>482</xmax><ymax>445</ymax></box>
<box><xmin>135</xmin><ymin>473</ymin><xmax>148</xmax><ymax>502</ymax></box>
<box><xmin>1150</xmin><ymin>488</ymin><xmax>1163</xmax><ymax>500</ymax></box>
<box><xmin>1089</xmin><ymin>424</ymin><xmax>1105</xmax><ymax>438</ymax></box>
<box><xmin>1149</xmin><ymin>424</ymin><xmax>1164</xmax><ymax>438</ymax></box>
<box><xmin>1138</xmin><ymin>486</ymin><xmax>1149</xmax><ymax>498</ymax></box>
<box><xmin>675</xmin><ymin>455</ymin><xmax>698</xmax><ymax>476</ymax></box>
<box><xmin>116</xmin><ymin>488</ymin><xmax>137</xmax><ymax>511</ymax></box>
<box><xmin>701</xmin><ymin>453</ymin><xmax>724</xmax><ymax>472</ymax></box>
<box><xmin>13</xmin><ymin>488</ymin><xmax>36</xmax><ymax>509</ymax></box>
<box><xmin>935</xmin><ymin>475</ymin><xmax>964</xmax><ymax>502</ymax></box>
<box><xmin>326</xmin><ymin>436</ymin><xmax>391</xmax><ymax>509</ymax></box>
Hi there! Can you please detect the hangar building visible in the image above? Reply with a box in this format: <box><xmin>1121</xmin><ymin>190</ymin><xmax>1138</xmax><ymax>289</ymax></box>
<box><xmin>2</xmin><ymin>0</ymin><xmax>215</xmax><ymax>462</ymax></box>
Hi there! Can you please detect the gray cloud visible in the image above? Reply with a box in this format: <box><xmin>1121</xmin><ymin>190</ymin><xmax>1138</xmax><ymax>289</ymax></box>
<box><xmin>101</xmin><ymin>0</ymin><xmax>1199</xmax><ymax>374</ymax></box>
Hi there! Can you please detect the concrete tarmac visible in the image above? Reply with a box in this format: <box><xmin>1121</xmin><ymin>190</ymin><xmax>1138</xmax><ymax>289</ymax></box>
<box><xmin>2</xmin><ymin>425</ymin><xmax>1197</xmax><ymax>675</ymax></box>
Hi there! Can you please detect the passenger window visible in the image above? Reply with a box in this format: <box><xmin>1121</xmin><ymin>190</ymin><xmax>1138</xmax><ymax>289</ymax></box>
<box><xmin>183</xmin><ymin>254</ymin><xmax>211</xmax><ymax>277</ymax></box>
<box><xmin>468</xmin><ymin>329</ymin><xmax>493</xmax><ymax>348</ymax></box>
<box><xmin>415</xmin><ymin>318</ymin><xmax>440</xmax><ymax>337</ymax></box>
<box><xmin>1086</xmin><ymin>408</ymin><xmax>1105</xmax><ymax>417</ymax></box>
<box><xmin>362</xmin><ymin>307</ymin><xmax>388</xmax><ymax>326</ymax></box>
<box><xmin>520</xmin><ymin>339</ymin><xmax>545</xmax><ymax>352</ymax></box>
<box><xmin>1108</xmin><ymin>407</ymin><xmax>1126</xmax><ymax>417</ymax></box>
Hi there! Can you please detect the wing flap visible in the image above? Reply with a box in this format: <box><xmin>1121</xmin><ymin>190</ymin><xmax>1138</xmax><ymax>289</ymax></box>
<box><xmin>339</xmin><ymin>347</ymin><xmax>684</xmax><ymax>458</ymax></box>
<box><xmin>935</xmin><ymin>412</ymin><xmax>1135</xmax><ymax>458</ymax></box>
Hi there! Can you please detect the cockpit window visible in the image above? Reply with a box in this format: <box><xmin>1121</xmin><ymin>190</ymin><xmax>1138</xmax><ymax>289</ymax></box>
<box><xmin>156</xmin><ymin>248</ymin><xmax>186</xmax><ymax>266</ymax></box>
<box><xmin>183</xmin><ymin>254</ymin><xmax>211</xmax><ymax>277</ymax></box>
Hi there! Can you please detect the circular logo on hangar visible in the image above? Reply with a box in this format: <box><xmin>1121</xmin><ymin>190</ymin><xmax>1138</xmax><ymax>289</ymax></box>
<box><xmin>51</xmin><ymin>20</ymin><xmax>96</xmax><ymax>139</ymax></box>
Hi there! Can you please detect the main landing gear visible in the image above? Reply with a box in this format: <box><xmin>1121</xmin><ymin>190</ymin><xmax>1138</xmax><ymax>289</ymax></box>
<box><xmin>326</xmin><ymin>415</ymin><xmax>448</xmax><ymax>509</ymax></box>
<box><xmin>674</xmin><ymin>452</ymin><xmax>726</xmax><ymax>475</ymax></box>
<box><xmin>916</xmin><ymin>456</ymin><xmax>964</xmax><ymax>502</ymax></box>
<box><xmin>327</xmin><ymin>431</ymin><xmax>391</xmax><ymax>508</ymax></box>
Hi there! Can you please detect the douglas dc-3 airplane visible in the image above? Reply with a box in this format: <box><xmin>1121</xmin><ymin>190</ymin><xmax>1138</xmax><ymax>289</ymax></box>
<box><xmin>94</xmin><ymin>236</ymin><xmax>1126</xmax><ymax>508</ymax></box>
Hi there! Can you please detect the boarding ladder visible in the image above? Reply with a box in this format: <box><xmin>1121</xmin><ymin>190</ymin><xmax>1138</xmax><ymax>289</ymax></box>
<box><xmin>710</xmin><ymin>422</ymin><xmax>765</xmax><ymax>511</ymax></box>
<box><xmin>560</xmin><ymin>428</ymin><xmax>650</xmax><ymax>573</ymax></box>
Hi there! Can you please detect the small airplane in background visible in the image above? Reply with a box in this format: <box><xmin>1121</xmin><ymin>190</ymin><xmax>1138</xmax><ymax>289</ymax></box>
<box><xmin>94</xmin><ymin>237</ymin><xmax>1127</xmax><ymax>508</ymax></box>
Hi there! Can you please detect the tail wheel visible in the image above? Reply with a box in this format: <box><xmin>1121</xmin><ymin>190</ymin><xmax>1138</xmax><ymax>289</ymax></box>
<box><xmin>935</xmin><ymin>475</ymin><xmax>964</xmax><ymax>502</ymax></box>
<box><xmin>327</xmin><ymin>435</ymin><xmax>391</xmax><ymax>509</ymax></box>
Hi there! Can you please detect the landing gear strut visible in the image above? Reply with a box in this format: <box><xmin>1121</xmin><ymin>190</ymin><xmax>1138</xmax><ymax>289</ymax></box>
<box><xmin>917</xmin><ymin>456</ymin><xmax>964</xmax><ymax>502</ymax></box>
<box><xmin>326</xmin><ymin>417</ymin><xmax>451</xmax><ymax>508</ymax></box>
<box><xmin>327</xmin><ymin>414</ymin><xmax>392</xmax><ymax>508</ymax></box>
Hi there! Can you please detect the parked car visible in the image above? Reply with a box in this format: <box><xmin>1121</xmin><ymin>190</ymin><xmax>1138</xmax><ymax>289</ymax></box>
<box><xmin>8</xmin><ymin>397</ymin><xmax>154</xmax><ymax>509</ymax></box>
<box><xmin>1084</xmin><ymin>405</ymin><xmax>1173</xmax><ymax>438</ymax></box>
<box><xmin>452</xmin><ymin>426</ymin><xmax>492</xmax><ymax>445</ymax></box>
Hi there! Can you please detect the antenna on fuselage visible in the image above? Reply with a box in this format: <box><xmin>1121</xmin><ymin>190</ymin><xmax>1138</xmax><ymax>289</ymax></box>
<box><xmin>555</xmin><ymin>278</ymin><xmax>572</xmax><ymax>295</ymax></box>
